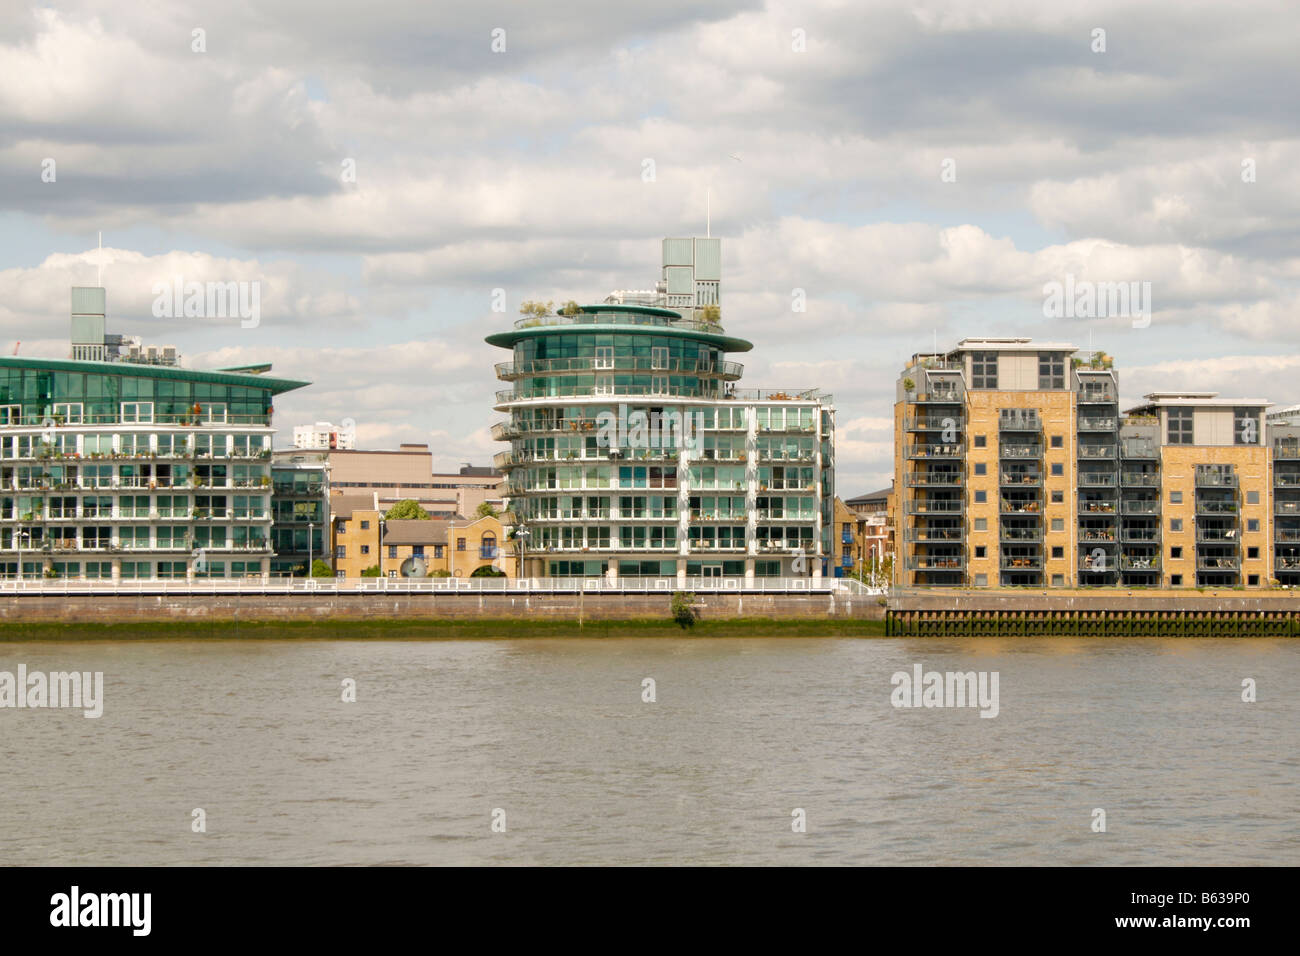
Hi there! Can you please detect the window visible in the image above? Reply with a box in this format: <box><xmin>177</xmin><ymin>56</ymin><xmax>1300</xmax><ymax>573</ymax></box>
<box><xmin>413</xmin><ymin>546</ymin><xmax>425</xmax><ymax>558</ymax></box>
<box><xmin>1051</xmin><ymin>490</ymin><xmax>1064</xmax><ymax>503</ymax></box>
<box><xmin>973</xmin><ymin>435</ymin><xmax>987</xmax><ymax>448</ymax></box>
<box><xmin>1170</xmin><ymin>519</ymin><xmax>1183</xmax><ymax>532</ymax></box>
<box><xmin>1247</xmin><ymin>519</ymin><xmax>1259</xmax><ymax>532</ymax></box>
<box><xmin>1169</xmin><ymin>490</ymin><xmax>1182</xmax><ymax>504</ymax></box>
<box><xmin>434</xmin><ymin>545</ymin><xmax>444</xmax><ymax>558</ymax></box>
<box><xmin>1052</xmin><ymin>574</ymin><xmax>1065</xmax><ymax>587</ymax></box>
<box><xmin>1051</xmin><ymin>463</ymin><xmax>1063</xmax><ymax>476</ymax></box>
<box><xmin>388</xmin><ymin>546</ymin><xmax>398</xmax><ymax>559</ymax></box>
<box><xmin>1171</xmin><ymin>574</ymin><xmax>1183</xmax><ymax>586</ymax></box>
<box><xmin>336</xmin><ymin>520</ymin><xmax>346</xmax><ymax>534</ymax></box>
<box><xmin>1247</xmin><ymin>547</ymin><xmax>1259</xmax><ymax>560</ymax></box>
<box><xmin>974</xmin><ymin>490</ymin><xmax>987</xmax><ymax>503</ymax></box>
<box><xmin>360</xmin><ymin>520</ymin><xmax>370</xmax><ymax>529</ymax></box>
<box><xmin>121</xmin><ymin>401</ymin><xmax>154</xmax><ymax>423</ymax></box>
<box><xmin>1051</xmin><ymin>518</ymin><xmax>1064</xmax><ymax>531</ymax></box>
<box><xmin>1171</xmin><ymin>546</ymin><xmax>1182</xmax><ymax>559</ymax></box>
<box><xmin>1248</xmin><ymin>574</ymin><xmax>1260</xmax><ymax>586</ymax></box>
<box><xmin>360</xmin><ymin>545</ymin><xmax>370</xmax><ymax>555</ymax></box>
<box><xmin>457</xmin><ymin>537</ymin><xmax>467</xmax><ymax>551</ymax></box>
<box><xmin>1246</xmin><ymin>490</ymin><xmax>1260</xmax><ymax>505</ymax></box>
<box><xmin>1051</xmin><ymin>546</ymin><xmax>1064</xmax><ymax>558</ymax></box>
<box><xmin>53</xmin><ymin>402</ymin><xmax>83</xmax><ymax>424</ymax></box>
<box><xmin>335</xmin><ymin>546</ymin><xmax>346</xmax><ymax>558</ymax></box>
<box><xmin>971</xmin><ymin>352</ymin><xmax>998</xmax><ymax>389</ymax></box>
<box><xmin>975</xmin><ymin>546</ymin><xmax>986</xmax><ymax>558</ymax></box>
<box><xmin>974</xmin><ymin>518</ymin><xmax>987</xmax><ymax>531</ymax></box>
<box><xmin>974</xmin><ymin>574</ymin><xmax>988</xmax><ymax>587</ymax></box>
<box><xmin>974</xmin><ymin>463</ymin><xmax>987</xmax><ymax>475</ymax></box>
<box><xmin>1167</xmin><ymin>408</ymin><xmax>1193</xmax><ymax>445</ymax></box>
<box><xmin>1234</xmin><ymin>407</ymin><xmax>1260</xmax><ymax>445</ymax></box>
<box><xmin>1050</xmin><ymin>435</ymin><xmax>1063</xmax><ymax>448</ymax></box>
<box><xmin>1039</xmin><ymin>353</ymin><xmax>1065</xmax><ymax>389</ymax></box>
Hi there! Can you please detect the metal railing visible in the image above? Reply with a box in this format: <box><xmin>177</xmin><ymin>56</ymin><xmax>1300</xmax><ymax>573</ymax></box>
<box><xmin>0</xmin><ymin>575</ymin><xmax>847</xmax><ymax>595</ymax></box>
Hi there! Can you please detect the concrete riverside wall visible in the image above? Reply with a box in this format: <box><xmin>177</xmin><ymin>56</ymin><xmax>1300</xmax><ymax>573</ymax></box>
<box><xmin>0</xmin><ymin>591</ymin><xmax>885</xmax><ymax>623</ymax></box>
<box><xmin>890</xmin><ymin>588</ymin><xmax>1300</xmax><ymax>613</ymax></box>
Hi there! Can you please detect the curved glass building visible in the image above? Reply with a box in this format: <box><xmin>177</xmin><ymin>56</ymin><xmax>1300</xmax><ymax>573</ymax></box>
<box><xmin>487</xmin><ymin>238</ymin><xmax>835</xmax><ymax>583</ymax></box>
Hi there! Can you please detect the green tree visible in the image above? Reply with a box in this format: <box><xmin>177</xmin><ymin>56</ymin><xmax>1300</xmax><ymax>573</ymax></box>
<box><xmin>558</xmin><ymin>300</ymin><xmax>582</xmax><ymax>316</ymax></box>
<box><xmin>384</xmin><ymin>499</ymin><xmax>430</xmax><ymax>520</ymax></box>
<box><xmin>470</xmin><ymin>565</ymin><xmax>506</xmax><ymax>577</ymax></box>
<box><xmin>671</xmin><ymin>591</ymin><xmax>698</xmax><ymax>629</ymax></box>
<box><xmin>360</xmin><ymin>565</ymin><xmax>382</xmax><ymax>577</ymax></box>
<box><xmin>518</xmin><ymin>300</ymin><xmax>554</xmax><ymax>318</ymax></box>
<box><xmin>475</xmin><ymin>501</ymin><xmax>499</xmax><ymax>518</ymax></box>
<box><xmin>427</xmin><ymin>568</ymin><xmax>451</xmax><ymax>577</ymax></box>
<box><xmin>700</xmin><ymin>304</ymin><xmax>721</xmax><ymax>324</ymax></box>
<box><xmin>311</xmin><ymin>559</ymin><xmax>333</xmax><ymax>578</ymax></box>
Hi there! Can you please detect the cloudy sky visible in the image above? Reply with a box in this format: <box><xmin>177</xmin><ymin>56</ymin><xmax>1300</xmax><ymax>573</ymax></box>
<box><xmin>2</xmin><ymin>0</ymin><xmax>1298</xmax><ymax>494</ymax></box>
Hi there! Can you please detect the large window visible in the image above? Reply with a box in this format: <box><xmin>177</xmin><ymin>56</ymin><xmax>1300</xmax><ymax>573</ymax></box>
<box><xmin>1167</xmin><ymin>408</ymin><xmax>1193</xmax><ymax>445</ymax></box>
<box><xmin>1038</xmin><ymin>353</ymin><xmax>1065</xmax><ymax>389</ymax></box>
<box><xmin>971</xmin><ymin>352</ymin><xmax>998</xmax><ymax>389</ymax></box>
<box><xmin>1234</xmin><ymin>407</ymin><xmax>1260</xmax><ymax>445</ymax></box>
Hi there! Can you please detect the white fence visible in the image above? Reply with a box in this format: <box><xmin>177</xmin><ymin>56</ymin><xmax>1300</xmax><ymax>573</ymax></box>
<box><xmin>0</xmin><ymin>576</ymin><xmax>886</xmax><ymax>597</ymax></box>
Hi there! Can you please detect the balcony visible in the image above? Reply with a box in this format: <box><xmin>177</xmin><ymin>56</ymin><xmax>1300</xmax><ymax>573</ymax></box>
<box><xmin>1275</xmin><ymin>500</ymin><xmax>1300</xmax><ymax>515</ymax></box>
<box><xmin>905</xmin><ymin>528</ymin><xmax>964</xmax><ymax>543</ymax></box>
<box><xmin>999</xmin><ymin>411</ymin><xmax>1041</xmax><ymax>431</ymax></box>
<box><xmin>907</xmin><ymin>555</ymin><xmax>964</xmax><ymax>570</ymax></box>
<box><xmin>1120</xmin><ymin>471</ymin><xmax>1159</xmax><ymax>487</ymax></box>
<box><xmin>1195</xmin><ymin>470</ymin><xmax>1238</xmax><ymax>488</ymax></box>
<box><xmin>914</xmin><ymin>386</ymin><xmax>962</xmax><ymax>404</ymax></box>
<box><xmin>1078</xmin><ymin>387</ymin><xmax>1117</xmax><ymax>404</ymax></box>
<box><xmin>1079</xmin><ymin>530</ymin><xmax>1118</xmax><ymax>543</ymax></box>
<box><xmin>1080</xmin><ymin>500</ymin><xmax>1119</xmax><ymax>515</ymax></box>
<box><xmin>1120</xmin><ymin>528</ymin><xmax>1160</xmax><ymax>542</ymax></box>
<box><xmin>907</xmin><ymin>443</ymin><xmax>963</xmax><ymax>459</ymax></box>
<box><xmin>1120</xmin><ymin>554</ymin><xmax>1159</xmax><ymax>571</ymax></box>
<box><xmin>1275</xmin><ymin>529</ymin><xmax>1300</xmax><ymax>543</ymax></box>
<box><xmin>1000</xmin><ymin>556</ymin><xmax>1043</xmax><ymax>570</ymax></box>
<box><xmin>999</xmin><ymin>472</ymin><xmax>1042</xmax><ymax>487</ymax></box>
<box><xmin>1196</xmin><ymin>500</ymin><xmax>1238</xmax><ymax>515</ymax></box>
<box><xmin>905</xmin><ymin>472</ymin><xmax>963</xmax><ymax>487</ymax></box>
<box><xmin>1000</xmin><ymin>528</ymin><xmax>1043</xmax><ymax>543</ymax></box>
<box><xmin>1078</xmin><ymin>473</ymin><xmax>1117</xmax><ymax>487</ymax></box>
<box><xmin>1275</xmin><ymin>472</ymin><xmax>1300</xmax><ymax>487</ymax></box>
<box><xmin>1197</xmin><ymin>555</ymin><xmax>1241</xmax><ymax>571</ymax></box>
<box><xmin>1273</xmin><ymin>446</ymin><xmax>1300</xmax><ymax>459</ymax></box>
<box><xmin>490</xmin><ymin>421</ymin><xmax>520</xmax><ymax>441</ymax></box>
<box><xmin>1121</xmin><ymin>440</ymin><xmax>1159</xmax><ymax>459</ymax></box>
<box><xmin>904</xmin><ymin>498</ymin><xmax>962</xmax><ymax>515</ymax></box>
<box><xmin>495</xmin><ymin>357</ymin><xmax>745</xmax><ymax>380</ymax></box>
<box><xmin>1078</xmin><ymin>416</ymin><xmax>1117</xmax><ymax>431</ymax></box>
<box><xmin>1120</xmin><ymin>499</ymin><xmax>1159</xmax><ymax>515</ymax></box>
<box><xmin>999</xmin><ymin>444</ymin><xmax>1043</xmax><ymax>459</ymax></box>
<box><xmin>1078</xmin><ymin>445</ymin><xmax>1117</xmax><ymax>459</ymax></box>
<box><xmin>1195</xmin><ymin>527</ymin><xmax>1239</xmax><ymax>543</ymax></box>
<box><xmin>999</xmin><ymin>499</ymin><xmax>1042</xmax><ymax>515</ymax></box>
<box><xmin>904</xmin><ymin>415</ymin><xmax>964</xmax><ymax>431</ymax></box>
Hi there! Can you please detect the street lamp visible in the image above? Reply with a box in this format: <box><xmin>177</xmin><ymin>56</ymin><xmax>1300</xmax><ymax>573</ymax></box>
<box><xmin>307</xmin><ymin>520</ymin><xmax>314</xmax><ymax>578</ymax></box>
<box><xmin>515</xmin><ymin>525</ymin><xmax>530</xmax><ymax>583</ymax></box>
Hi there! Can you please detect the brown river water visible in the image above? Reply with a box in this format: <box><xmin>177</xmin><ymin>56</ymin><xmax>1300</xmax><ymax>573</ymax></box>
<box><xmin>1</xmin><ymin>634</ymin><xmax>1296</xmax><ymax>865</ymax></box>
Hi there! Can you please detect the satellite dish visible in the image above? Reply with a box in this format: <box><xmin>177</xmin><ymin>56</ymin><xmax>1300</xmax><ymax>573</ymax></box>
<box><xmin>399</xmin><ymin>556</ymin><xmax>427</xmax><ymax>578</ymax></box>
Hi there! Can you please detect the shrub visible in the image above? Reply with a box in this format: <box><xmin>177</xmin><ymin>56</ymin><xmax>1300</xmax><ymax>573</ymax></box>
<box><xmin>671</xmin><ymin>591</ymin><xmax>698</xmax><ymax>629</ymax></box>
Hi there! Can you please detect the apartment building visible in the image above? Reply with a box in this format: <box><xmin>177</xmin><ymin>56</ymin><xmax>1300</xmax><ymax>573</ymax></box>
<box><xmin>844</xmin><ymin>484</ymin><xmax>894</xmax><ymax>572</ymax></box>
<box><xmin>487</xmin><ymin>237</ymin><xmax>835</xmax><ymax>582</ymax></box>
<box><xmin>330</xmin><ymin>499</ymin><xmax>511</xmax><ymax>578</ymax></box>
<box><xmin>293</xmin><ymin>421</ymin><xmax>355</xmax><ymax>450</ymax></box>
<box><xmin>894</xmin><ymin>337</ymin><xmax>1284</xmax><ymax>590</ymax></box>
<box><xmin>325</xmin><ymin>447</ymin><xmax>503</xmax><ymax>518</ymax></box>
<box><xmin>0</xmin><ymin>287</ymin><xmax>307</xmax><ymax>580</ymax></box>
<box><xmin>269</xmin><ymin>451</ymin><xmax>330</xmax><ymax>576</ymax></box>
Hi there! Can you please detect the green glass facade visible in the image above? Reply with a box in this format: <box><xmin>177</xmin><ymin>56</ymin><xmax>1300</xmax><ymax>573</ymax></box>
<box><xmin>0</xmin><ymin>356</ymin><xmax>308</xmax><ymax>581</ymax></box>
<box><xmin>487</xmin><ymin>305</ymin><xmax>835</xmax><ymax>582</ymax></box>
